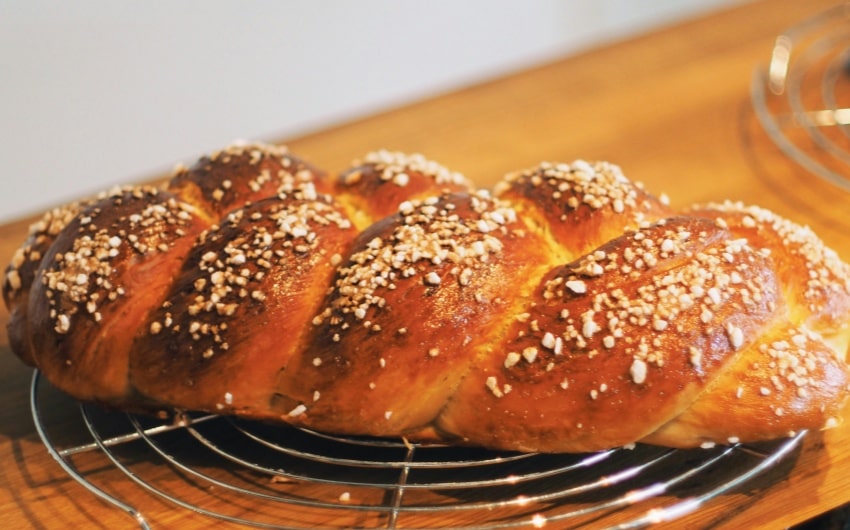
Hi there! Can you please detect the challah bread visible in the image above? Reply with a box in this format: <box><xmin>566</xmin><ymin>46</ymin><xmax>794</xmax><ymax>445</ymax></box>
<box><xmin>4</xmin><ymin>141</ymin><xmax>850</xmax><ymax>453</ymax></box>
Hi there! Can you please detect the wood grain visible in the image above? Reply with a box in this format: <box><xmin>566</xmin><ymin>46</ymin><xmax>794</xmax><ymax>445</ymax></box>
<box><xmin>2</xmin><ymin>0</ymin><xmax>849</xmax><ymax>528</ymax></box>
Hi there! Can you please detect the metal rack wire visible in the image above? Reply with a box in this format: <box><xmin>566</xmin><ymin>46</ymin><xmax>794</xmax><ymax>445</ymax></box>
<box><xmin>30</xmin><ymin>369</ymin><xmax>806</xmax><ymax>529</ymax></box>
<box><xmin>751</xmin><ymin>2</ymin><xmax>850</xmax><ymax>191</ymax></box>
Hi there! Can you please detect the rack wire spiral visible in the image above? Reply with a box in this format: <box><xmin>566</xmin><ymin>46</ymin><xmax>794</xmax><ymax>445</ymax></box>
<box><xmin>751</xmin><ymin>2</ymin><xmax>850</xmax><ymax>191</ymax></box>
<box><xmin>30</xmin><ymin>369</ymin><xmax>806</xmax><ymax>529</ymax></box>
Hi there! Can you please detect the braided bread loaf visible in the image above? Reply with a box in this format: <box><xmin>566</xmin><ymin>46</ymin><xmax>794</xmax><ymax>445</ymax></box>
<box><xmin>5</xmin><ymin>141</ymin><xmax>850</xmax><ymax>453</ymax></box>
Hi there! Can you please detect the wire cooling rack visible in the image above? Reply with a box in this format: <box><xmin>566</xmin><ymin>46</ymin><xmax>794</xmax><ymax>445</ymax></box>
<box><xmin>751</xmin><ymin>2</ymin><xmax>850</xmax><ymax>191</ymax></box>
<box><xmin>30</xmin><ymin>370</ymin><xmax>805</xmax><ymax>529</ymax></box>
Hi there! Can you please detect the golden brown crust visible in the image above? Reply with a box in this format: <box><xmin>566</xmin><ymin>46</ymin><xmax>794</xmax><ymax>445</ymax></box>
<box><xmin>4</xmin><ymin>201</ymin><xmax>88</xmax><ymax>365</ymax></box>
<box><xmin>643</xmin><ymin>320</ymin><xmax>849</xmax><ymax>447</ymax></box>
<box><xmin>4</xmin><ymin>141</ymin><xmax>850</xmax><ymax>453</ymax></box>
<box><xmin>494</xmin><ymin>160</ymin><xmax>673</xmax><ymax>262</ymax></box>
<box><xmin>281</xmin><ymin>191</ymin><xmax>550</xmax><ymax>437</ymax></box>
<box><xmin>25</xmin><ymin>187</ymin><xmax>209</xmax><ymax>406</ymax></box>
<box><xmin>438</xmin><ymin>216</ymin><xmax>784</xmax><ymax>452</ymax></box>
<box><xmin>131</xmin><ymin>188</ymin><xmax>355</xmax><ymax>419</ymax></box>
<box><xmin>168</xmin><ymin>142</ymin><xmax>333</xmax><ymax>222</ymax></box>
<box><xmin>334</xmin><ymin>150</ymin><xmax>474</xmax><ymax>228</ymax></box>
<box><xmin>689</xmin><ymin>201</ymin><xmax>850</xmax><ymax>335</ymax></box>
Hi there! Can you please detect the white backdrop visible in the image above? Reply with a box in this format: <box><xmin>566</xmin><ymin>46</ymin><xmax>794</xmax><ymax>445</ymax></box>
<box><xmin>0</xmin><ymin>0</ymin><xmax>741</xmax><ymax>222</ymax></box>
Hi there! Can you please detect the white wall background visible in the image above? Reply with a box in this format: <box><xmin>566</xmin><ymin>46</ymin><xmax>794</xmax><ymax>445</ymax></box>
<box><xmin>0</xmin><ymin>0</ymin><xmax>742</xmax><ymax>223</ymax></box>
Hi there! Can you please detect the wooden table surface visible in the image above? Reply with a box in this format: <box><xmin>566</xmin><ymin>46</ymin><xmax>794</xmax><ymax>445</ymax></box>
<box><xmin>3</xmin><ymin>0</ymin><xmax>850</xmax><ymax>528</ymax></box>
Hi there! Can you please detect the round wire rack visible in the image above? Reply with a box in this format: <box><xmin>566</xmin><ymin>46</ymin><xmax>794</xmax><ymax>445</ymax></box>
<box><xmin>31</xmin><ymin>370</ymin><xmax>805</xmax><ymax>529</ymax></box>
<box><xmin>751</xmin><ymin>2</ymin><xmax>850</xmax><ymax>192</ymax></box>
